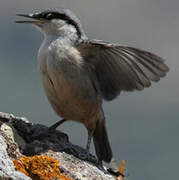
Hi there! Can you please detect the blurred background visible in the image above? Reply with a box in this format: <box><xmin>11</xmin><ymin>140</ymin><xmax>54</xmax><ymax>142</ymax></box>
<box><xmin>1</xmin><ymin>0</ymin><xmax>179</xmax><ymax>179</ymax></box>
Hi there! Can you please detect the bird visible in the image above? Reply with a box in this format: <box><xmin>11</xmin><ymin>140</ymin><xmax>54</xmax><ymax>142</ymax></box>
<box><xmin>16</xmin><ymin>8</ymin><xmax>169</xmax><ymax>173</ymax></box>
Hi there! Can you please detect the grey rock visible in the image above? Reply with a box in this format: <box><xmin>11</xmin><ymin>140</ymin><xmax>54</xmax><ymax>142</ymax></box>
<box><xmin>0</xmin><ymin>112</ymin><xmax>117</xmax><ymax>180</ymax></box>
<box><xmin>0</xmin><ymin>132</ymin><xmax>31</xmax><ymax>180</ymax></box>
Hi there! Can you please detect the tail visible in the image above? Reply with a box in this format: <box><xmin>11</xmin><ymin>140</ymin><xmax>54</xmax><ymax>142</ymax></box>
<box><xmin>93</xmin><ymin>118</ymin><xmax>113</xmax><ymax>163</ymax></box>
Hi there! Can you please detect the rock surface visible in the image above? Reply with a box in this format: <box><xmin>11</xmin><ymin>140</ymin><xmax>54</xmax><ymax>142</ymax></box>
<box><xmin>0</xmin><ymin>128</ymin><xmax>31</xmax><ymax>180</ymax></box>
<box><xmin>0</xmin><ymin>112</ymin><xmax>117</xmax><ymax>180</ymax></box>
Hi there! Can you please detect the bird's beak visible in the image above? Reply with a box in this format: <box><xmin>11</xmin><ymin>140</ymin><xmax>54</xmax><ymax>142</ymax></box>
<box><xmin>16</xmin><ymin>14</ymin><xmax>45</xmax><ymax>25</ymax></box>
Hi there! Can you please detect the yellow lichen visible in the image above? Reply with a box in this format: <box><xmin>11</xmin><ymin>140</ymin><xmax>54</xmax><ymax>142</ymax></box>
<box><xmin>13</xmin><ymin>155</ymin><xmax>72</xmax><ymax>180</ymax></box>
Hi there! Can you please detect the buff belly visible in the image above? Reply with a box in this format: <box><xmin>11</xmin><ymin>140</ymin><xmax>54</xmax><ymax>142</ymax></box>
<box><xmin>40</xmin><ymin>61</ymin><xmax>100</xmax><ymax>128</ymax></box>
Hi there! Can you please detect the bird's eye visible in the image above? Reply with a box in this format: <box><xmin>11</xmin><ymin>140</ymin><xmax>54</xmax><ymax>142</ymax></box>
<box><xmin>45</xmin><ymin>13</ymin><xmax>54</xmax><ymax>20</ymax></box>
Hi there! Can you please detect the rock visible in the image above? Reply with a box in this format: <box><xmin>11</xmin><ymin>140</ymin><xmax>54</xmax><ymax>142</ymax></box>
<box><xmin>0</xmin><ymin>112</ymin><xmax>117</xmax><ymax>180</ymax></box>
<box><xmin>45</xmin><ymin>152</ymin><xmax>115</xmax><ymax>180</ymax></box>
<box><xmin>0</xmin><ymin>130</ymin><xmax>31</xmax><ymax>180</ymax></box>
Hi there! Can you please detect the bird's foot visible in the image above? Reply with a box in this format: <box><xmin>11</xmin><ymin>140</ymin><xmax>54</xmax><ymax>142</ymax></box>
<box><xmin>96</xmin><ymin>160</ymin><xmax>106</xmax><ymax>172</ymax></box>
<box><xmin>78</xmin><ymin>149</ymin><xmax>91</xmax><ymax>160</ymax></box>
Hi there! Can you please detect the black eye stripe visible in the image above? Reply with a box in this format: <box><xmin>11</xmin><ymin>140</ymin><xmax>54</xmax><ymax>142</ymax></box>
<box><xmin>39</xmin><ymin>12</ymin><xmax>54</xmax><ymax>19</ymax></box>
<box><xmin>39</xmin><ymin>12</ymin><xmax>68</xmax><ymax>20</ymax></box>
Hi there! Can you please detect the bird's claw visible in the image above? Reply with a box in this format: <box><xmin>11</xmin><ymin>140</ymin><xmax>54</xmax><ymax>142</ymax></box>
<box><xmin>78</xmin><ymin>151</ymin><xmax>90</xmax><ymax>160</ymax></box>
<box><xmin>96</xmin><ymin>160</ymin><xmax>106</xmax><ymax>172</ymax></box>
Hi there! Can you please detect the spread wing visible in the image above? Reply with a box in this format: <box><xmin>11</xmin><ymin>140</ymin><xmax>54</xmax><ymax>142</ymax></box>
<box><xmin>77</xmin><ymin>39</ymin><xmax>169</xmax><ymax>101</ymax></box>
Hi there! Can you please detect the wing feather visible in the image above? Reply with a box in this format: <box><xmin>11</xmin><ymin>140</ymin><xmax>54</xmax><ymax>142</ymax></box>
<box><xmin>77</xmin><ymin>40</ymin><xmax>169</xmax><ymax>101</ymax></box>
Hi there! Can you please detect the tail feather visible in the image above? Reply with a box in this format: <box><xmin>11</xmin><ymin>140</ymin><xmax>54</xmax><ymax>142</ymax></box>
<box><xmin>93</xmin><ymin>119</ymin><xmax>113</xmax><ymax>163</ymax></box>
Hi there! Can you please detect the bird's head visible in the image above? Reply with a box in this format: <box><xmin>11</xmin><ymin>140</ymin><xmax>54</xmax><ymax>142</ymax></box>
<box><xmin>16</xmin><ymin>8</ymin><xmax>86</xmax><ymax>40</ymax></box>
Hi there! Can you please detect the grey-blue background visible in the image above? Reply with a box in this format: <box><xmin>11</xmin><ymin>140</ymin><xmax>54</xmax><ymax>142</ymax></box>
<box><xmin>1</xmin><ymin>0</ymin><xmax>178</xmax><ymax>179</ymax></box>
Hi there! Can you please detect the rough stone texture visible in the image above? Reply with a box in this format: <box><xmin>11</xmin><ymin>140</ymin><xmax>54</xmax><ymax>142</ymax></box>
<box><xmin>0</xmin><ymin>131</ymin><xmax>31</xmax><ymax>180</ymax></box>
<box><xmin>46</xmin><ymin>152</ymin><xmax>117</xmax><ymax>180</ymax></box>
<box><xmin>0</xmin><ymin>112</ymin><xmax>117</xmax><ymax>180</ymax></box>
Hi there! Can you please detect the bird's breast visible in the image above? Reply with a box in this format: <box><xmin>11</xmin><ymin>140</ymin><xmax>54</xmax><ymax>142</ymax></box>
<box><xmin>37</xmin><ymin>39</ymin><xmax>100</xmax><ymax>121</ymax></box>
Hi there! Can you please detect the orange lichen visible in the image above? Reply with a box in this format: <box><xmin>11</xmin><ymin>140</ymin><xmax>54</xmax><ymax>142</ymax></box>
<box><xmin>13</xmin><ymin>159</ymin><xmax>29</xmax><ymax>176</ymax></box>
<box><xmin>13</xmin><ymin>155</ymin><xmax>72</xmax><ymax>180</ymax></box>
<box><xmin>117</xmin><ymin>160</ymin><xmax>126</xmax><ymax>180</ymax></box>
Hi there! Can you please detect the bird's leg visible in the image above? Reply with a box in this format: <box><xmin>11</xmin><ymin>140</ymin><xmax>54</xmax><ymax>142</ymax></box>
<box><xmin>86</xmin><ymin>135</ymin><xmax>105</xmax><ymax>171</ymax></box>
<box><xmin>86</xmin><ymin>134</ymin><xmax>92</xmax><ymax>154</ymax></box>
<box><xmin>79</xmin><ymin>133</ymin><xmax>93</xmax><ymax>160</ymax></box>
<box><xmin>48</xmin><ymin>118</ymin><xmax>67</xmax><ymax>131</ymax></box>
